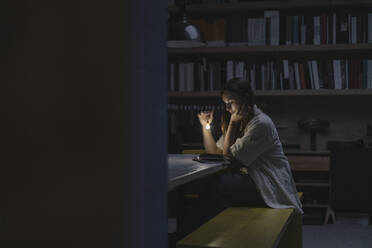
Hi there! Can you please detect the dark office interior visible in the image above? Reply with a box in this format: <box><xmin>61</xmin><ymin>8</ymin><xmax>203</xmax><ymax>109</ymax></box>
<box><xmin>167</xmin><ymin>1</ymin><xmax>372</xmax><ymax>248</ymax></box>
<box><xmin>1</xmin><ymin>0</ymin><xmax>372</xmax><ymax>248</ymax></box>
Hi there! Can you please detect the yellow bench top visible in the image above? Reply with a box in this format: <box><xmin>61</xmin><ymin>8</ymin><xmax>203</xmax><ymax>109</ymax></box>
<box><xmin>177</xmin><ymin>207</ymin><xmax>295</xmax><ymax>248</ymax></box>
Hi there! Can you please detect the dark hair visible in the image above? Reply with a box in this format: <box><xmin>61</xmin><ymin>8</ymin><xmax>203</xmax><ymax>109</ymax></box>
<box><xmin>220</xmin><ymin>78</ymin><xmax>256</xmax><ymax>136</ymax></box>
<box><xmin>222</xmin><ymin>78</ymin><xmax>255</xmax><ymax>107</ymax></box>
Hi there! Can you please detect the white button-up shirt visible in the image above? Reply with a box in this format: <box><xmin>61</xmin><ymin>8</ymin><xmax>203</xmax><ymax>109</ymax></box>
<box><xmin>216</xmin><ymin>105</ymin><xmax>303</xmax><ymax>214</ymax></box>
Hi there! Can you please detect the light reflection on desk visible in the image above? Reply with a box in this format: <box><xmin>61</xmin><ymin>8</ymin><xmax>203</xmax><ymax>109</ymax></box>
<box><xmin>168</xmin><ymin>154</ymin><xmax>228</xmax><ymax>191</ymax></box>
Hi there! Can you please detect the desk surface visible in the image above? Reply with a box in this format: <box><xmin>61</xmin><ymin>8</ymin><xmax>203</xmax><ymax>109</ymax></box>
<box><xmin>168</xmin><ymin>154</ymin><xmax>228</xmax><ymax>191</ymax></box>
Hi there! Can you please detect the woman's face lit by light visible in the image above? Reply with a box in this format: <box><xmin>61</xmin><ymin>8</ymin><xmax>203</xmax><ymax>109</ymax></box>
<box><xmin>222</xmin><ymin>92</ymin><xmax>240</xmax><ymax>115</ymax></box>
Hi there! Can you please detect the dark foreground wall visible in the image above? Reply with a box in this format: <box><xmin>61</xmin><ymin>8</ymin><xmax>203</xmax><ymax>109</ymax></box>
<box><xmin>0</xmin><ymin>1</ymin><xmax>167</xmax><ymax>247</ymax></box>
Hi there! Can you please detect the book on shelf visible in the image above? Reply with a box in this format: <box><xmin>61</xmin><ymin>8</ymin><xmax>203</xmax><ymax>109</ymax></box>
<box><xmin>351</xmin><ymin>15</ymin><xmax>357</xmax><ymax>44</ymax></box>
<box><xmin>168</xmin><ymin>59</ymin><xmax>372</xmax><ymax>93</ymax></box>
<box><xmin>293</xmin><ymin>15</ymin><xmax>300</xmax><ymax>45</ymax></box>
<box><xmin>321</xmin><ymin>13</ymin><xmax>327</xmax><ymax>45</ymax></box>
<box><xmin>311</xmin><ymin>60</ymin><xmax>320</xmax><ymax>90</ymax></box>
<box><xmin>190</xmin><ymin>18</ymin><xmax>226</xmax><ymax>47</ymax></box>
<box><xmin>264</xmin><ymin>10</ymin><xmax>280</xmax><ymax>46</ymax></box>
<box><xmin>318</xmin><ymin>60</ymin><xmax>325</xmax><ymax>89</ymax></box>
<box><xmin>226</xmin><ymin>60</ymin><xmax>234</xmax><ymax>82</ymax></box>
<box><xmin>313</xmin><ymin>16</ymin><xmax>321</xmax><ymax>45</ymax></box>
<box><xmin>336</xmin><ymin>12</ymin><xmax>349</xmax><ymax>44</ymax></box>
<box><xmin>343</xmin><ymin>59</ymin><xmax>349</xmax><ymax>89</ymax></box>
<box><xmin>289</xmin><ymin>61</ymin><xmax>295</xmax><ymax>89</ymax></box>
<box><xmin>333</xmin><ymin>60</ymin><xmax>342</xmax><ymax>89</ymax></box>
<box><xmin>226</xmin><ymin>16</ymin><xmax>247</xmax><ymax>46</ymax></box>
<box><xmin>192</xmin><ymin>10</ymin><xmax>372</xmax><ymax>46</ymax></box>
<box><xmin>208</xmin><ymin>62</ymin><xmax>223</xmax><ymax>90</ymax></box>
<box><xmin>368</xmin><ymin>14</ymin><xmax>372</xmax><ymax>43</ymax></box>
<box><xmin>247</xmin><ymin>17</ymin><xmax>266</xmax><ymax>46</ymax></box>
<box><xmin>294</xmin><ymin>63</ymin><xmax>301</xmax><ymax>90</ymax></box>
<box><xmin>285</xmin><ymin>15</ymin><xmax>292</xmax><ymax>45</ymax></box>
<box><xmin>282</xmin><ymin>60</ymin><xmax>290</xmax><ymax>89</ymax></box>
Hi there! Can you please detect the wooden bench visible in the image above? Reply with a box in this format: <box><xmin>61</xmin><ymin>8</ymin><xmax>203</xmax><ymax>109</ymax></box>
<box><xmin>177</xmin><ymin>193</ymin><xmax>303</xmax><ymax>248</ymax></box>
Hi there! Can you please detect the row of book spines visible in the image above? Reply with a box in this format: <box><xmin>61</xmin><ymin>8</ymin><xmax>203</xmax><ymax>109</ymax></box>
<box><xmin>282</xmin><ymin>13</ymin><xmax>372</xmax><ymax>45</ymax></box>
<box><xmin>170</xmin><ymin>0</ymin><xmax>226</xmax><ymax>5</ymax></box>
<box><xmin>168</xmin><ymin>62</ymin><xmax>224</xmax><ymax>92</ymax></box>
<box><xmin>168</xmin><ymin>104</ymin><xmax>224</xmax><ymax>111</ymax></box>
<box><xmin>190</xmin><ymin>12</ymin><xmax>372</xmax><ymax>46</ymax></box>
<box><xmin>168</xmin><ymin>59</ymin><xmax>372</xmax><ymax>91</ymax></box>
<box><xmin>248</xmin><ymin>60</ymin><xmax>372</xmax><ymax>90</ymax></box>
<box><xmin>236</xmin><ymin>59</ymin><xmax>372</xmax><ymax>90</ymax></box>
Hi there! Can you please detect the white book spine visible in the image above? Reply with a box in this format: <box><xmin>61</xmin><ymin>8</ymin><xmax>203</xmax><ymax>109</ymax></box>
<box><xmin>311</xmin><ymin>60</ymin><xmax>320</xmax><ymax>90</ymax></box>
<box><xmin>227</xmin><ymin>60</ymin><xmax>234</xmax><ymax>81</ymax></box>
<box><xmin>333</xmin><ymin>60</ymin><xmax>342</xmax><ymax>89</ymax></box>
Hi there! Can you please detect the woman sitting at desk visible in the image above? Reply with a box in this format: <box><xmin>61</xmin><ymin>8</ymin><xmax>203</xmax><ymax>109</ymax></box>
<box><xmin>198</xmin><ymin>78</ymin><xmax>303</xmax><ymax>215</ymax></box>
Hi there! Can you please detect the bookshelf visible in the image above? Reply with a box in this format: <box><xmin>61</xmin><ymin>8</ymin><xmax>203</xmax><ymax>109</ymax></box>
<box><xmin>169</xmin><ymin>44</ymin><xmax>372</xmax><ymax>56</ymax></box>
<box><xmin>168</xmin><ymin>0</ymin><xmax>372</xmax><ymax>92</ymax></box>
<box><xmin>169</xmin><ymin>0</ymin><xmax>372</xmax><ymax>14</ymax></box>
<box><xmin>169</xmin><ymin>88</ymin><xmax>372</xmax><ymax>97</ymax></box>
<box><xmin>168</xmin><ymin>0</ymin><xmax>372</xmax><ymax>151</ymax></box>
<box><xmin>168</xmin><ymin>1</ymin><xmax>372</xmax><ymax>224</ymax></box>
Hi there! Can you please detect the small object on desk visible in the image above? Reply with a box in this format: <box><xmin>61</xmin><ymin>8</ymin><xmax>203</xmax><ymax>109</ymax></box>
<box><xmin>193</xmin><ymin>153</ymin><xmax>225</xmax><ymax>163</ymax></box>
